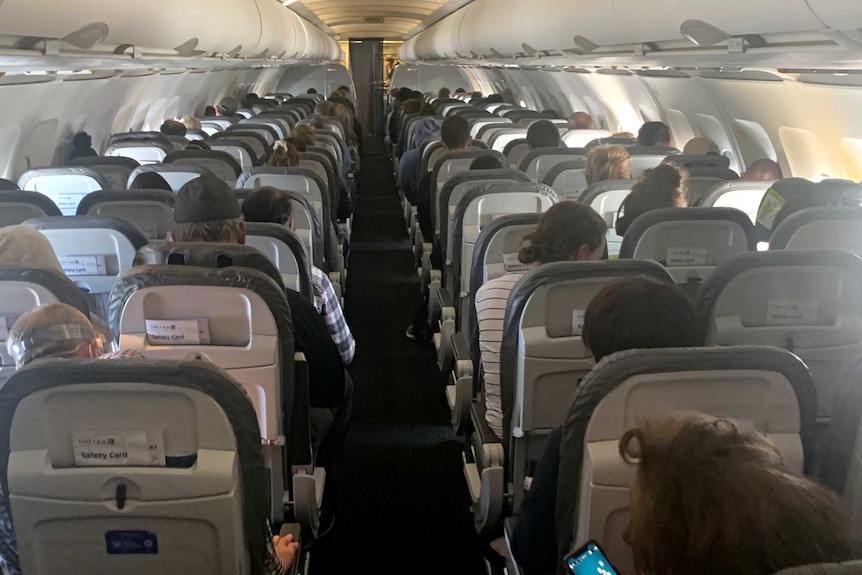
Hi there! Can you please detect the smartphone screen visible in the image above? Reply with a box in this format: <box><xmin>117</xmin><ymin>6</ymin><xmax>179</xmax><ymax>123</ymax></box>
<box><xmin>566</xmin><ymin>541</ymin><xmax>619</xmax><ymax>575</ymax></box>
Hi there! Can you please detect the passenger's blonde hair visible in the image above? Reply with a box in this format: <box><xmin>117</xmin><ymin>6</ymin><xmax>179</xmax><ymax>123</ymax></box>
<box><xmin>621</xmin><ymin>412</ymin><xmax>852</xmax><ymax>575</ymax></box>
<box><xmin>180</xmin><ymin>116</ymin><xmax>202</xmax><ymax>131</ymax></box>
<box><xmin>585</xmin><ymin>145</ymin><xmax>631</xmax><ymax>185</ymax></box>
<box><xmin>291</xmin><ymin>125</ymin><xmax>316</xmax><ymax>151</ymax></box>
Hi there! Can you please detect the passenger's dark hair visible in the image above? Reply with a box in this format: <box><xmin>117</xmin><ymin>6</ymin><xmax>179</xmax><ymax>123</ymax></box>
<box><xmin>438</xmin><ymin>87</ymin><xmax>451</xmax><ymax>99</ymax></box>
<box><xmin>441</xmin><ymin>115</ymin><xmax>470</xmax><ymax>150</ymax></box>
<box><xmin>397</xmin><ymin>87</ymin><xmax>412</xmax><ymax>102</ymax></box>
<box><xmin>129</xmin><ymin>171</ymin><xmax>172</xmax><ymax>191</ymax></box>
<box><xmin>486</xmin><ymin>94</ymin><xmax>504</xmax><ymax>104</ymax></box>
<box><xmin>402</xmin><ymin>100</ymin><xmax>421</xmax><ymax>116</ymax></box>
<box><xmin>541</xmin><ymin>109</ymin><xmax>560</xmax><ymax>119</ymax></box>
<box><xmin>616</xmin><ymin>163</ymin><xmax>688</xmax><ymax>236</ymax></box>
<box><xmin>518</xmin><ymin>201</ymin><xmax>607</xmax><ymax>265</ymax></box>
<box><xmin>160</xmin><ymin>120</ymin><xmax>187</xmax><ymax>137</ymax></box>
<box><xmin>582</xmin><ymin>276</ymin><xmax>698</xmax><ymax>362</ymax></box>
<box><xmin>470</xmin><ymin>155</ymin><xmax>505</xmax><ymax>170</ymax></box>
<box><xmin>526</xmin><ymin>120</ymin><xmax>560</xmax><ymax>149</ymax></box>
<box><xmin>337</xmin><ymin>85</ymin><xmax>350</xmax><ymax>93</ymax></box>
<box><xmin>241</xmin><ymin>187</ymin><xmax>292</xmax><ymax>225</ymax></box>
<box><xmin>204</xmin><ymin>105</ymin><xmax>217</xmax><ymax>117</ymax></box>
<box><xmin>410</xmin><ymin>90</ymin><xmax>424</xmax><ymax>101</ymax></box>
<box><xmin>637</xmin><ymin>121</ymin><xmax>671</xmax><ymax>147</ymax></box>
<box><xmin>454</xmin><ymin>87</ymin><xmax>467</xmax><ymax>94</ymax></box>
<box><xmin>69</xmin><ymin>132</ymin><xmax>97</xmax><ymax>160</ymax></box>
<box><xmin>307</xmin><ymin>88</ymin><xmax>318</xmax><ymax>94</ymax></box>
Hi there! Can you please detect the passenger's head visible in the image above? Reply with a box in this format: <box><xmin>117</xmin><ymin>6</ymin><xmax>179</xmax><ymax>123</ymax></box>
<box><xmin>582</xmin><ymin>276</ymin><xmax>697</xmax><ymax>362</ymax></box>
<box><xmin>518</xmin><ymin>201</ymin><xmax>607</xmax><ymax>266</ymax></box>
<box><xmin>454</xmin><ymin>88</ymin><xmax>467</xmax><ymax>94</ymax></box>
<box><xmin>621</xmin><ymin>412</ymin><xmax>852</xmax><ymax>575</ymax></box>
<box><xmin>486</xmin><ymin>94</ymin><xmax>504</xmax><ymax>104</ymax></box>
<box><xmin>314</xmin><ymin>100</ymin><xmax>335</xmax><ymax>116</ymax></box>
<box><xmin>412</xmin><ymin>117</ymin><xmax>442</xmax><ymax>148</ymax></box>
<box><xmin>172</xmin><ymin>175</ymin><xmax>245</xmax><ymax>244</ymax></box>
<box><xmin>204</xmin><ymin>105</ymin><xmax>217</xmax><ymax>117</ymax></box>
<box><xmin>637</xmin><ymin>121</ymin><xmax>671</xmax><ymax>147</ymax></box>
<box><xmin>160</xmin><ymin>120</ymin><xmax>187</xmax><ymax>137</ymax></box>
<box><xmin>216</xmin><ymin>96</ymin><xmax>239</xmax><ymax>117</ymax></box>
<box><xmin>441</xmin><ymin>115</ymin><xmax>471</xmax><ymax>151</ymax></box>
<box><xmin>179</xmin><ymin>116</ymin><xmax>202</xmax><ymax>131</ymax></box>
<box><xmin>469</xmin><ymin>155</ymin><xmax>505</xmax><ymax>170</ymax></box>
<box><xmin>526</xmin><ymin>120</ymin><xmax>561</xmax><ymax>150</ymax></box>
<box><xmin>307</xmin><ymin>88</ymin><xmax>318</xmax><ymax>95</ymax></box>
<box><xmin>129</xmin><ymin>171</ymin><xmax>172</xmax><ymax>191</ymax></box>
<box><xmin>611</xmin><ymin>131</ymin><xmax>636</xmax><ymax>139</ymax></box>
<box><xmin>683</xmin><ymin>136</ymin><xmax>720</xmax><ymax>156</ymax></box>
<box><xmin>742</xmin><ymin>158</ymin><xmax>783</xmax><ymax>182</ymax></box>
<box><xmin>69</xmin><ymin>132</ymin><xmax>97</xmax><ymax>159</ymax></box>
<box><xmin>410</xmin><ymin>90</ymin><xmax>424</xmax><ymax>102</ymax></box>
<box><xmin>337</xmin><ymin>85</ymin><xmax>350</xmax><ymax>93</ymax></box>
<box><xmin>0</xmin><ymin>225</ymin><xmax>63</xmax><ymax>274</ymax></box>
<box><xmin>268</xmin><ymin>139</ymin><xmax>299</xmax><ymax>168</ymax></box>
<box><xmin>586</xmin><ymin>145</ymin><xmax>631</xmax><ymax>185</ymax></box>
<box><xmin>291</xmin><ymin>125</ymin><xmax>316</xmax><ymax>151</ymax></box>
<box><xmin>7</xmin><ymin>303</ymin><xmax>101</xmax><ymax>368</ymax></box>
<box><xmin>402</xmin><ymin>100</ymin><xmax>422</xmax><ymax>116</ymax></box>
<box><xmin>438</xmin><ymin>87</ymin><xmax>451</xmax><ymax>99</ymax></box>
<box><xmin>397</xmin><ymin>87</ymin><xmax>412</xmax><ymax>102</ymax></box>
<box><xmin>241</xmin><ymin>187</ymin><xmax>292</xmax><ymax>227</ymax></box>
<box><xmin>568</xmin><ymin>112</ymin><xmax>594</xmax><ymax>130</ymax></box>
<box><xmin>616</xmin><ymin>163</ymin><xmax>688</xmax><ymax>236</ymax></box>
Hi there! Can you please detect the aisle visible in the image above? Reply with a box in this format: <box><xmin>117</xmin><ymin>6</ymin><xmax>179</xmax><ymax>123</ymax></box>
<box><xmin>308</xmin><ymin>142</ymin><xmax>491</xmax><ymax>574</ymax></box>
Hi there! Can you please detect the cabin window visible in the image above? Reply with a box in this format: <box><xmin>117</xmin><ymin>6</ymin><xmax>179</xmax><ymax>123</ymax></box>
<box><xmin>613</xmin><ymin>102</ymin><xmax>641</xmax><ymax>135</ymax></box>
<box><xmin>733</xmin><ymin>119</ymin><xmax>777</xmax><ymax>169</ymax></box>
<box><xmin>779</xmin><ymin>126</ymin><xmax>834</xmax><ymax>181</ymax></box>
<box><xmin>664</xmin><ymin>109</ymin><xmax>694</xmax><ymax>150</ymax></box>
<box><xmin>639</xmin><ymin>105</ymin><xmax>661</xmax><ymax>123</ymax></box>
<box><xmin>839</xmin><ymin>138</ymin><xmax>862</xmax><ymax>182</ymax></box>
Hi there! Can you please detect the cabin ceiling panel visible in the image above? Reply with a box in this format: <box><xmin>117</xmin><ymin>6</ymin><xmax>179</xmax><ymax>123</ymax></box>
<box><xmin>292</xmin><ymin>0</ymin><xmax>448</xmax><ymax>38</ymax></box>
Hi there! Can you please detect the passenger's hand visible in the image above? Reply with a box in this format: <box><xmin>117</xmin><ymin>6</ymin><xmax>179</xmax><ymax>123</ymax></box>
<box><xmin>273</xmin><ymin>533</ymin><xmax>300</xmax><ymax>572</ymax></box>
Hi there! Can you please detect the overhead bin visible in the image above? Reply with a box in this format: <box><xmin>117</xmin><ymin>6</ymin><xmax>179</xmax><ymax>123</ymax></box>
<box><xmin>407</xmin><ymin>0</ymin><xmax>825</xmax><ymax>60</ymax></box>
<box><xmin>806</xmin><ymin>0</ymin><xmax>862</xmax><ymax>32</ymax></box>
<box><xmin>0</xmin><ymin>0</ymin><xmax>339</xmax><ymax>62</ymax></box>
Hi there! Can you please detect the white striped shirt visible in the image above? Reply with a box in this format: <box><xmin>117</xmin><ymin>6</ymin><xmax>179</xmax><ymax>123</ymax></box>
<box><xmin>474</xmin><ymin>272</ymin><xmax>526</xmax><ymax>439</ymax></box>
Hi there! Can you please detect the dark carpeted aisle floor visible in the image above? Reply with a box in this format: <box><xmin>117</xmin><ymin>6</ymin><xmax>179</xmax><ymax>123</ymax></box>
<box><xmin>307</xmin><ymin>141</ymin><xmax>492</xmax><ymax>574</ymax></box>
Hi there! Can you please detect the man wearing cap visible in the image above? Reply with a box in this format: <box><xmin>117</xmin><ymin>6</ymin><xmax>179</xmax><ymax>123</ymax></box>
<box><xmin>172</xmin><ymin>175</ymin><xmax>353</xmax><ymax>470</ymax></box>
<box><xmin>215</xmin><ymin>96</ymin><xmax>240</xmax><ymax>118</ymax></box>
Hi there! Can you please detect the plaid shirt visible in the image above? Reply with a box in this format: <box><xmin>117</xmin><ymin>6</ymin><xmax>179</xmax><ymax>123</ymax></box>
<box><xmin>311</xmin><ymin>266</ymin><xmax>355</xmax><ymax>365</ymax></box>
<box><xmin>99</xmin><ymin>349</ymin><xmax>145</xmax><ymax>359</ymax></box>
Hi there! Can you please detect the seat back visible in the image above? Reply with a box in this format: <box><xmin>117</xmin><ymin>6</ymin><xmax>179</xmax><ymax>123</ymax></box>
<box><xmin>0</xmin><ymin>266</ymin><xmax>90</xmax><ymax>386</ymax></box>
<box><xmin>17</xmin><ymin>168</ymin><xmax>109</xmax><ymax>216</ymax></box>
<box><xmin>110</xmin><ymin>263</ymin><xmax>292</xmax><ymax>446</ymax></box>
<box><xmin>499</xmin><ymin>261</ymin><xmax>675</xmax><ymax>507</ymax></box>
<box><xmin>0</xmin><ymin>178</ymin><xmax>18</xmax><ymax>190</ymax></box>
<box><xmin>105</xmin><ymin>140</ymin><xmax>172</xmax><ymax>165</ymax></box>
<box><xmin>695</xmin><ymin>180</ymin><xmax>775</xmax><ymax>223</ymax></box>
<box><xmin>541</xmin><ymin>158</ymin><xmax>589</xmax><ymax>199</ymax></box>
<box><xmin>627</xmin><ymin>146</ymin><xmax>680</xmax><ymax>178</ymax></box>
<box><xmin>227</xmin><ymin>123</ymin><xmax>278</xmax><ymax>146</ymax></box>
<box><xmin>695</xmin><ymin>250</ymin><xmax>862</xmax><ymax>419</ymax></box>
<box><xmin>555</xmin><ymin>346</ymin><xmax>817</xmax><ymax>574</ymax></box>
<box><xmin>210</xmin><ymin>131</ymin><xmax>269</xmax><ymax>164</ymax></box>
<box><xmin>235</xmin><ymin>189</ymin><xmax>323</xmax><ymax>270</ymax></box>
<box><xmin>438</xmin><ymin>168</ymin><xmax>531</xmax><ymax>246</ymax></box>
<box><xmin>128</xmin><ymin>164</ymin><xmax>214</xmax><ymax>192</ymax></box>
<box><xmin>518</xmin><ymin>148</ymin><xmax>588</xmax><ymax>183</ymax></box>
<box><xmin>489</xmin><ymin>129</ymin><xmax>529</xmax><ymax>153</ymax></box>
<box><xmin>164</xmin><ymin>150</ymin><xmax>242</xmax><ymax>183</ymax></box>
<box><xmin>22</xmin><ymin>216</ymin><xmax>149</xmax><ymax>320</ymax></box>
<box><xmin>208</xmin><ymin>141</ymin><xmax>256</xmax><ymax>171</ymax></box>
<box><xmin>0</xmin><ymin>190</ymin><xmax>61</xmax><ymax>226</ymax></box>
<box><xmin>619</xmin><ymin>207</ymin><xmax>755</xmax><ymax>299</ymax></box>
<box><xmin>465</xmin><ymin>213</ymin><xmax>540</xmax><ymax>334</ymax></box>
<box><xmin>245</xmin><ymin>222</ymin><xmax>314</xmax><ymax>300</ymax></box>
<box><xmin>199</xmin><ymin>116</ymin><xmax>238</xmax><ymax>132</ymax></box>
<box><xmin>561</xmin><ymin>129</ymin><xmax>612</xmax><ymax>149</ymax></box>
<box><xmin>686</xmin><ymin>176</ymin><xmax>733</xmax><ymax>206</ymax></box>
<box><xmin>770</xmin><ymin>207</ymin><xmax>862</xmax><ymax>256</ymax></box>
<box><xmin>577</xmin><ymin>179</ymin><xmax>636</xmax><ymax>258</ymax></box>
<box><xmin>431</xmin><ymin>151</ymin><xmax>509</xmax><ymax>234</ymax></box>
<box><xmin>77</xmin><ymin>190</ymin><xmax>175</xmax><ymax>240</ymax></box>
<box><xmin>68</xmin><ymin>156</ymin><xmax>140</xmax><ymax>190</ymax></box>
<box><xmin>453</xmin><ymin>183</ymin><xmax>559</xmax><ymax>321</ymax></box>
<box><xmin>0</xmin><ymin>359</ymin><xmax>271</xmax><ymax>575</ymax></box>
<box><xmin>503</xmin><ymin>139</ymin><xmax>530</xmax><ymax>169</ymax></box>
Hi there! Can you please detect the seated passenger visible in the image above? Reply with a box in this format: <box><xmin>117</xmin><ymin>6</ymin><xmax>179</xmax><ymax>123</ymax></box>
<box><xmin>160</xmin><ymin>120</ymin><xmax>187</xmax><ymax>137</ymax></box>
<box><xmin>291</xmin><ymin>125</ymin><xmax>316</xmax><ymax>152</ymax></box>
<box><xmin>438</xmin><ymin>87</ymin><xmax>451</xmax><ymax>99</ymax></box>
<box><xmin>623</xmin><ymin>412</ymin><xmax>851</xmax><ymax>575</ymax></box>
<box><xmin>454</xmin><ymin>88</ymin><xmax>467</xmax><ymax>95</ymax></box>
<box><xmin>508</xmin><ymin>276</ymin><xmax>700</xmax><ymax>575</ymax></box>
<box><xmin>268</xmin><ymin>140</ymin><xmax>300</xmax><ymax>168</ymax></box>
<box><xmin>611</xmin><ymin>131</ymin><xmax>636</xmax><ymax>139</ymax></box>
<box><xmin>307</xmin><ymin>88</ymin><xmax>318</xmax><ymax>95</ymax></box>
<box><xmin>682</xmin><ymin>136</ymin><xmax>720</xmax><ymax>156</ymax></box>
<box><xmin>215</xmin><ymin>96</ymin><xmax>239</xmax><ymax>118</ymax></box>
<box><xmin>180</xmin><ymin>116</ymin><xmax>202</xmax><ymax>131</ymax></box>
<box><xmin>486</xmin><ymin>94</ymin><xmax>504</xmax><ymax>104</ymax></box>
<box><xmin>204</xmin><ymin>105</ymin><xmax>217</xmax><ymax>117</ymax></box>
<box><xmin>615</xmin><ymin>163</ymin><xmax>688</xmax><ymax>236</ymax></box>
<box><xmin>585</xmin><ymin>145</ymin><xmax>631</xmax><ymax>185</ymax></box>
<box><xmin>475</xmin><ymin>202</ymin><xmax>607</xmax><ymax>439</ymax></box>
<box><xmin>172</xmin><ymin>175</ymin><xmax>352</xmax><ymax>467</ymax></box>
<box><xmin>399</xmin><ymin>117</ymin><xmax>442</xmax><ymax>205</ymax></box>
<box><xmin>241</xmin><ymin>186</ymin><xmax>356</xmax><ymax>366</ymax></box>
<box><xmin>567</xmin><ymin>112</ymin><xmax>594</xmax><ymax>131</ymax></box>
<box><xmin>636</xmin><ymin>121</ymin><xmax>671</xmax><ymax>148</ymax></box>
<box><xmin>129</xmin><ymin>171</ymin><xmax>172</xmax><ymax>191</ymax></box>
<box><xmin>6</xmin><ymin>301</ymin><xmax>299</xmax><ymax>573</ymax></box>
<box><xmin>741</xmin><ymin>158</ymin><xmax>783</xmax><ymax>181</ymax></box>
<box><xmin>469</xmin><ymin>155</ymin><xmax>505</xmax><ymax>170</ymax></box>
<box><xmin>526</xmin><ymin>120</ymin><xmax>561</xmax><ymax>150</ymax></box>
<box><xmin>69</xmin><ymin>131</ymin><xmax>97</xmax><ymax>161</ymax></box>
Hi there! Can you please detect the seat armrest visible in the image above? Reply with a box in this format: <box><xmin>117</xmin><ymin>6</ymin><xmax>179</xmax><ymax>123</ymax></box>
<box><xmin>289</xmin><ymin>352</ymin><xmax>313</xmax><ymax>469</ymax></box>
<box><xmin>452</xmin><ymin>332</ymin><xmax>472</xmax><ymax>371</ymax></box>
